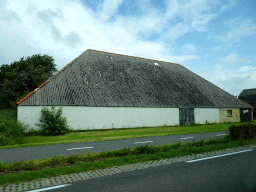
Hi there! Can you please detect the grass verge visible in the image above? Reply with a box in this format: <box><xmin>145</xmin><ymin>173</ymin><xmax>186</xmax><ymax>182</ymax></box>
<box><xmin>0</xmin><ymin>135</ymin><xmax>256</xmax><ymax>186</ymax></box>
<box><xmin>1</xmin><ymin>121</ymin><xmax>256</xmax><ymax>150</ymax></box>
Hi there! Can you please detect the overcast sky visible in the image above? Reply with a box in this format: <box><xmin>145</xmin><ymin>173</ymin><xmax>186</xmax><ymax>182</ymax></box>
<box><xmin>1</xmin><ymin>0</ymin><xmax>255</xmax><ymax>97</ymax></box>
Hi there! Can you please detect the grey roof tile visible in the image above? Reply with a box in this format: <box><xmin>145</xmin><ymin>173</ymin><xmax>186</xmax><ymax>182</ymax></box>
<box><xmin>17</xmin><ymin>49</ymin><xmax>252</xmax><ymax>109</ymax></box>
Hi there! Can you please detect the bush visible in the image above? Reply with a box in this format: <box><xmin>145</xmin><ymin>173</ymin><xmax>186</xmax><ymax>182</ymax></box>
<box><xmin>66</xmin><ymin>154</ymin><xmax>79</xmax><ymax>164</ymax></box>
<box><xmin>0</xmin><ymin>109</ymin><xmax>29</xmax><ymax>146</ymax></box>
<box><xmin>47</xmin><ymin>155</ymin><xmax>63</xmax><ymax>166</ymax></box>
<box><xmin>228</xmin><ymin>123</ymin><xmax>256</xmax><ymax>141</ymax></box>
<box><xmin>0</xmin><ymin>162</ymin><xmax>7</xmax><ymax>172</ymax></box>
<box><xmin>35</xmin><ymin>101</ymin><xmax>71</xmax><ymax>136</ymax></box>
<box><xmin>132</xmin><ymin>143</ymin><xmax>156</xmax><ymax>154</ymax></box>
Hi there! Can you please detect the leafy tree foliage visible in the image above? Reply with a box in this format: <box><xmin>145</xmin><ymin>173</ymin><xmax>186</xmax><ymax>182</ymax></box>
<box><xmin>0</xmin><ymin>54</ymin><xmax>58</xmax><ymax>109</ymax></box>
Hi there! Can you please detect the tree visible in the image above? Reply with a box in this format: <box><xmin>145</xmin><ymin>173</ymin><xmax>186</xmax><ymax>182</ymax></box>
<box><xmin>0</xmin><ymin>54</ymin><xmax>58</xmax><ymax>110</ymax></box>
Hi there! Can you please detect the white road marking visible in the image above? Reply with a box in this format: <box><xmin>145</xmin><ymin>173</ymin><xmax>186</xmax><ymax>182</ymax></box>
<box><xmin>27</xmin><ymin>184</ymin><xmax>72</xmax><ymax>191</ymax></box>
<box><xmin>180</xmin><ymin>137</ymin><xmax>194</xmax><ymax>139</ymax></box>
<box><xmin>134</xmin><ymin>141</ymin><xmax>153</xmax><ymax>144</ymax></box>
<box><xmin>66</xmin><ymin>147</ymin><xmax>93</xmax><ymax>150</ymax></box>
<box><xmin>186</xmin><ymin>149</ymin><xmax>254</xmax><ymax>163</ymax></box>
<box><xmin>216</xmin><ymin>134</ymin><xmax>228</xmax><ymax>136</ymax></box>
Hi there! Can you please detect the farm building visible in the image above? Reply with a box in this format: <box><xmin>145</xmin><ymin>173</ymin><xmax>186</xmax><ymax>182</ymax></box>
<box><xmin>238</xmin><ymin>88</ymin><xmax>255</xmax><ymax>122</ymax></box>
<box><xmin>238</xmin><ymin>88</ymin><xmax>256</xmax><ymax>107</ymax></box>
<box><xmin>17</xmin><ymin>49</ymin><xmax>253</xmax><ymax>132</ymax></box>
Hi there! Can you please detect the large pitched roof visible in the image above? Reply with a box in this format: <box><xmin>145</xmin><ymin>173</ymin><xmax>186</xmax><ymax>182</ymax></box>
<box><xmin>17</xmin><ymin>49</ymin><xmax>252</xmax><ymax>108</ymax></box>
<box><xmin>238</xmin><ymin>88</ymin><xmax>256</xmax><ymax>107</ymax></box>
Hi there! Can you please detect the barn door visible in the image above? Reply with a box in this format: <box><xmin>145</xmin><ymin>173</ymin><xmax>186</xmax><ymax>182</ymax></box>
<box><xmin>179</xmin><ymin>108</ymin><xmax>195</xmax><ymax>126</ymax></box>
<box><xmin>240</xmin><ymin>108</ymin><xmax>252</xmax><ymax>122</ymax></box>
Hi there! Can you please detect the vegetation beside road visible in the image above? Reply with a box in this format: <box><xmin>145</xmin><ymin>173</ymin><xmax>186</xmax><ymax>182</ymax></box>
<box><xmin>1</xmin><ymin>121</ymin><xmax>255</xmax><ymax>150</ymax></box>
<box><xmin>0</xmin><ymin>135</ymin><xmax>255</xmax><ymax>187</ymax></box>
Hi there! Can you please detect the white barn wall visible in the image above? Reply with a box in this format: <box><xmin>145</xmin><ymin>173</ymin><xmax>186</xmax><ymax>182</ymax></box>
<box><xmin>194</xmin><ymin>108</ymin><xmax>219</xmax><ymax>124</ymax></box>
<box><xmin>18</xmin><ymin>106</ymin><xmax>179</xmax><ymax>132</ymax></box>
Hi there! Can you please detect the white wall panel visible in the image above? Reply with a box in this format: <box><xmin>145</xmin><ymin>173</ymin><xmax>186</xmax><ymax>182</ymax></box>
<box><xmin>18</xmin><ymin>106</ymin><xmax>179</xmax><ymax>132</ymax></box>
<box><xmin>194</xmin><ymin>108</ymin><xmax>219</xmax><ymax>124</ymax></box>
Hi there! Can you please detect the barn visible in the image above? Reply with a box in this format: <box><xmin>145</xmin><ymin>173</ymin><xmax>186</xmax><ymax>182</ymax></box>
<box><xmin>239</xmin><ymin>88</ymin><xmax>256</xmax><ymax>107</ymax></box>
<box><xmin>238</xmin><ymin>88</ymin><xmax>256</xmax><ymax>122</ymax></box>
<box><xmin>17</xmin><ymin>49</ymin><xmax>253</xmax><ymax>132</ymax></box>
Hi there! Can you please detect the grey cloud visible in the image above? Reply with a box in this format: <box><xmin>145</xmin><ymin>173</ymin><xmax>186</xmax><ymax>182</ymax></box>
<box><xmin>36</xmin><ymin>8</ymin><xmax>83</xmax><ymax>48</ymax></box>
<box><xmin>50</xmin><ymin>26</ymin><xmax>84</xmax><ymax>48</ymax></box>
<box><xmin>63</xmin><ymin>32</ymin><xmax>84</xmax><ymax>48</ymax></box>
<box><xmin>50</xmin><ymin>25</ymin><xmax>62</xmax><ymax>40</ymax></box>
<box><xmin>0</xmin><ymin>0</ymin><xmax>22</xmax><ymax>23</ymax></box>
<box><xmin>37</xmin><ymin>9</ymin><xmax>64</xmax><ymax>25</ymax></box>
<box><xmin>2</xmin><ymin>11</ymin><xmax>22</xmax><ymax>23</ymax></box>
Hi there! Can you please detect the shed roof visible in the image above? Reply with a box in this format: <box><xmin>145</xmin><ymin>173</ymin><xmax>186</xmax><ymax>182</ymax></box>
<box><xmin>238</xmin><ymin>88</ymin><xmax>256</xmax><ymax>107</ymax></box>
<box><xmin>17</xmin><ymin>49</ymin><xmax>252</xmax><ymax>108</ymax></box>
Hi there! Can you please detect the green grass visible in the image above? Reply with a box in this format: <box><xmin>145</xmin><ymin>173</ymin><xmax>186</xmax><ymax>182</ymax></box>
<box><xmin>0</xmin><ymin>108</ymin><xmax>256</xmax><ymax>186</ymax></box>
<box><xmin>10</xmin><ymin>122</ymin><xmax>254</xmax><ymax>148</ymax></box>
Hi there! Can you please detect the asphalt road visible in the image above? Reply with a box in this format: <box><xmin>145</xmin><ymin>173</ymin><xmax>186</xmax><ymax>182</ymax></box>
<box><xmin>38</xmin><ymin>147</ymin><xmax>256</xmax><ymax>192</ymax></box>
<box><xmin>0</xmin><ymin>131</ymin><xmax>230</xmax><ymax>163</ymax></box>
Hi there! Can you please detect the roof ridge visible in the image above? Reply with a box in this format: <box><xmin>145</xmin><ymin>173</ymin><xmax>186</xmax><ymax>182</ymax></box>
<box><xmin>88</xmin><ymin>49</ymin><xmax>180</xmax><ymax>65</ymax></box>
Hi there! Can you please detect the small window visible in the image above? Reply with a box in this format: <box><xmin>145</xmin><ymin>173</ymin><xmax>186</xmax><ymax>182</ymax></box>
<box><xmin>243</xmin><ymin>109</ymin><xmax>249</xmax><ymax>113</ymax></box>
<box><xmin>227</xmin><ymin>110</ymin><xmax>232</xmax><ymax>116</ymax></box>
